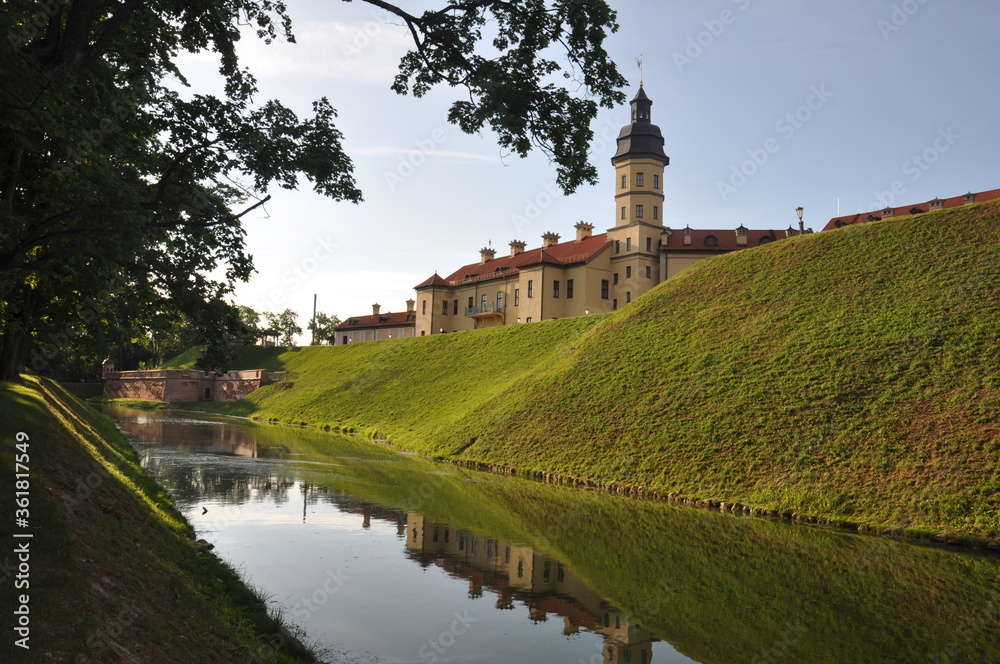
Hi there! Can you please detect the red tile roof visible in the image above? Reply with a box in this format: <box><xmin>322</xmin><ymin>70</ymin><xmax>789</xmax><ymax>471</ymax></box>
<box><xmin>415</xmin><ymin>233</ymin><xmax>612</xmax><ymax>289</ymax></box>
<box><xmin>662</xmin><ymin>227</ymin><xmax>794</xmax><ymax>251</ymax></box>
<box><xmin>823</xmin><ymin>188</ymin><xmax>1000</xmax><ymax>231</ymax></box>
<box><xmin>334</xmin><ymin>310</ymin><xmax>416</xmax><ymax>331</ymax></box>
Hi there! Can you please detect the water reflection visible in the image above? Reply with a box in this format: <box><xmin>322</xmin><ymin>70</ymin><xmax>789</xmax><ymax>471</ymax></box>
<box><xmin>106</xmin><ymin>406</ymin><xmax>1000</xmax><ymax>664</ymax></box>
<box><xmin>407</xmin><ymin>514</ymin><xmax>656</xmax><ymax>664</ymax></box>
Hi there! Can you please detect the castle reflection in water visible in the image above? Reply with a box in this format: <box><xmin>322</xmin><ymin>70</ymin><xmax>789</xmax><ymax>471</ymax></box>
<box><xmin>398</xmin><ymin>508</ymin><xmax>656</xmax><ymax>663</ymax></box>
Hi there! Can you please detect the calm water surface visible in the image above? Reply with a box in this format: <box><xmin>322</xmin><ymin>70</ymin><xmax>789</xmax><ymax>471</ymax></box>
<box><xmin>106</xmin><ymin>407</ymin><xmax>1000</xmax><ymax>664</ymax></box>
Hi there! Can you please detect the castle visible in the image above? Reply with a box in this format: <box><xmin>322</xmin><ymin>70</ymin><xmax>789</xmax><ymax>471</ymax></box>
<box><xmin>411</xmin><ymin>87</ymin><xmax>802</xmax><ymax>337</ymax></box>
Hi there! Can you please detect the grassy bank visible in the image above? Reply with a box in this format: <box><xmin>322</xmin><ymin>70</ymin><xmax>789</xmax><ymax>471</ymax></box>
<box><xmin>0</xmin><ymin>376</ymin><xmax>317</xmax><ymax>663</ymax></box>
<box><xmin>179</xmin><ymin>201</ymin><xmax>1000</xmax><ymax>540</ymax></box>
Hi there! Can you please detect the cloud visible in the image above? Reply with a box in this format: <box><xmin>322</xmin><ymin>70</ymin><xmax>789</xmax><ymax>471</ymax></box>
<box><xmin>233</xmin><ymin>20</ymin><xmax>413</xmax><ymax>83</ymax></box>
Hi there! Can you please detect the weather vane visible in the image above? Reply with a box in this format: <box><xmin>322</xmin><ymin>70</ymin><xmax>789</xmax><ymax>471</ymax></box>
<box><xmin>636</xmin><ymin>54</ymin><xmax>644</xmax><ymax>86</ymax></box>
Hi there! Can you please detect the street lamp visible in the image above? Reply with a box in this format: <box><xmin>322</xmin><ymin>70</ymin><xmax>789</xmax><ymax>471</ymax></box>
<box><xmin>795</xmin><ymin>206</ymin><xmax>804</xmax><ymax>235</ymax></box>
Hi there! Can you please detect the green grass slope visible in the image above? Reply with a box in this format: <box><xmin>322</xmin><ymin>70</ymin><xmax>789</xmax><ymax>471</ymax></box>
<box><xmin>189</xmin><ymin>201</ymin><xmax>1000</xmax><ymax>539</ymax></box>
<box><xmin>0</xmin><ymin>377</ymin><xmax>317</xmax><ymax>663</ymax></box>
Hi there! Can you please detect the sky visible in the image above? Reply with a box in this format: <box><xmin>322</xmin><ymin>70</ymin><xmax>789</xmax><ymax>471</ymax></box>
<box><xmin>175</xmin><ymin>0</ymin><xmax>1000</xmax><ymax>337</ymax></box>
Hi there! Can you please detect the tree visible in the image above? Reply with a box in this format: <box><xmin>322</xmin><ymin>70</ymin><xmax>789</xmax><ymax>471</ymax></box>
<box><xmin>0</xmin><ymin>1</ymin><xmax>625</xmax><ymax>380</ymax></box>
<box><xmin>308</xmin><ymin>312</ymin><xmax>342</xmax><ymax>345</ymax></box>
<box><xmin>264</xmin><ymin>309</ymin><xmax>302</xmax><ymax>347</ymax></box>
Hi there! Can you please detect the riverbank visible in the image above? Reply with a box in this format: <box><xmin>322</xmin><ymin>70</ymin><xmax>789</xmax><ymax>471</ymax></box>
<box><xmin>171</xmin><ymin>201</ymin><xmax>1000</xmax><ymax>541</ymax></box>
<box><xmin>0</xmin><ymin>376</ymin><xmax>319</xmax><ymax>663</ymax></box>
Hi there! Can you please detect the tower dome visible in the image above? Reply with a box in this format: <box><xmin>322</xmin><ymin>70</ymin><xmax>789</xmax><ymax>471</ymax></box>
<box><xmin>612</xmin><ymin>86</ymin><xmax>669</xmax><ymax>165</ymax></box>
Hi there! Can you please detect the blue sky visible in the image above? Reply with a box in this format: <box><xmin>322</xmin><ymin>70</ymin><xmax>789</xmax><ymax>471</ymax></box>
<box><xmin>177</xmin><ymin>0</ymin><xmax>1000</xmax><ymax>332</ymax></box>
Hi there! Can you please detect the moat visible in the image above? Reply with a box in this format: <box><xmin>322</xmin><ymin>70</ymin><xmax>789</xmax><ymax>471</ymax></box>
<box><xmin>105</xmin><ymin>406</ymin><xmax>1000</xmax><ymax>664</ymax></box>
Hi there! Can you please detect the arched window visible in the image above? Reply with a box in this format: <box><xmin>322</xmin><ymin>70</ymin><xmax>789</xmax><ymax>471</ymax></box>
<box><xmin>759</xmin><ymin>236</ymin><xmax>774</xmax><ymax>245</ymax></box>
<box><xmin>704</xmin><ymin>235</ymin><xmax>718</xmax><ymax>247</ymax></box>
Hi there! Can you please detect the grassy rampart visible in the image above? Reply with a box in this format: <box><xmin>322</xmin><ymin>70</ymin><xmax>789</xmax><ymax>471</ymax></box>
<box><xmin>176</xmin><ymin>201</ymin><xmax>1000</xmax><ymax>539</ymax></box>
<box><xmin>0</xmin><ymin>376</ymin><xmax>318</xmax><ymax>663</ymax></box>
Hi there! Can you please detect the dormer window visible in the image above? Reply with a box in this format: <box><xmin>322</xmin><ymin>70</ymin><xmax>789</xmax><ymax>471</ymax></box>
<box><xmin>704</xmin><ymin>235</ymin><xmax>718</xmax><ymax>247</ymax></box>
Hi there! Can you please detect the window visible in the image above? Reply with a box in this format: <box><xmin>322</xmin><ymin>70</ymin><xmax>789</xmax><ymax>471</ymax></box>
<box><xmin>635</xmin><ymin>205</ymin><xmax>643</xmax><ymax>219</ymax></box>
<box><xmin>626</xmin><ymin>291</ymin><xmax>632</xmax><ymax>304</ymax></box>
<box><xmin>525</xmin><ymin>317</ymin><xmax>533</xmax><ymax>323</ymax></box>
<box><xmin>613</xmin><ymin>272</ymin><xmax>619</xmax><ymax>285</ymax></box>
<box><xmin>621</xmin><ymin>174</ymin><xmax>626</xmax><ymax>189</ymax></box>
<box><xmin>626</xmin><ymin>266</ymin><xmax>632</xmax><ymax>279</ymax></box>
<box><xmin>468</xmin><ymin>296</ymin><xmax>474</xmax><ymax>308</ymax></box>
<box><xmin>636</xmin><ymin>172</ymin><xmax>644</xmax><ymax>187</ymax></box>
<box><xmin>553</xmin><ymin>280</ymin><xmax>560</xmax><ymax>298</ymax></box>
<box><xmin>442</xmin><ymin>300</ymin><xmax>448</xmax><ymax>315</ymax></box>
<box><xmin>646</xmin><ymin>265</ymin><xmax>651</xmax><ymax>279</ymax></box>
<box><xmin>613</xmin><ymin>298</ymin><xmax>618</xmax><ymax>310</ymax></box>
<box><xmin>514</xmin><ymin>288</ymin><xmax>520</xmax><ymax>306</ymax></box>
<box><xmin>704</xmin><ymin>235</ymin><xmax>719</xmax><ymax>247</ymax></box>
<box><xmin>566</xmin><ymin>279</ymin><xmax>574</xmax><ymax>299</ymax></box>
<box><xmin>421</xmin><ymin>300</ymin><xmax>426</xmax><ymax>315</ymax></box>
<box><xmin>646</xmin><ymin>237</ymin><xmax>652</xmax><ymax>252</ymax></box>
<box><xmin>527</xmin><ymin>280</ymin><xmax>534</xmax><ymax>297</ymax></box>
<box><xmin>653</xmin><ymin>206</ymin><xmax>659</xmax><ymax>220</ymax></box>
<box><xmin>621</xmin><ymin>206</ymin><xmax>626</xmax><ymax>220</ymax></box>
<box><xmin>453</xmin><ymin>300</ymin><xmax>458</xmax><ymax>315</ymax></box>
<box><xmin>626</xmin><ymin>237</ymin><xmax>632</xmax><ymax>251</ymax></box>
<box><xmin>497</xmin><ymin>291</ymin><xmax>504</xmax><ymax>310</ymax></box>
<box><xmin>653</xmin><ymin>173</ymin><xmax>660</xmax><ymax>189</ymax></box>
<box><xmin>342</xmin><ymin>335</ymin><xmax>348</xmax><ymax>345</ymax></box>
<box><xmin>480</xmin><ymin>293</ymin><xmax>488</xmax><ymax>309</ymax></box>
<box><xmin>615</xmin><ymin>240</ymin><xmax>621</xmax><ymax>253</ymax></box>
<box><xmin>601</xmin><ymin>280</ymin><xmax>609</xmax><ymax>299</ymax></box>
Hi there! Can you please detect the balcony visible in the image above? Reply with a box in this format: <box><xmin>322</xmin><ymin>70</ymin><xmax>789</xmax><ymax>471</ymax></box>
<box><xmin>465</xmin><ymin>304</ymin><xmax>505</xmax><ymax>318</ymax></box>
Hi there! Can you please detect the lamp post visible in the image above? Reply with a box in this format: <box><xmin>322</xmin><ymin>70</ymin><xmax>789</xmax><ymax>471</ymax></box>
<box><xmin>795</xmin><ymin>207</ymin><xmax>805</xmax><ymax>235</ymax></box>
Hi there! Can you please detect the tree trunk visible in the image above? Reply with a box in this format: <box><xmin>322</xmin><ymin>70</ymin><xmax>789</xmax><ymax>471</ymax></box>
<box><xmin>0</xmin><ymin>326</ymin><xmax>29</xmax><ymax>380</ymax></box>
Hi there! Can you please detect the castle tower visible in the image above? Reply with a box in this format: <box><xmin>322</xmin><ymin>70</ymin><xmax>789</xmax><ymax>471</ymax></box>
<box><xmin>607</xmin><ymin>86</ymin><xmax>670</xmax><ymax>308</ymax></box>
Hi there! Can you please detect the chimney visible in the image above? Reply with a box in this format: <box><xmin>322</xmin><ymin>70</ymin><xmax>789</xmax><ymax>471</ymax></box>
<box><xmin>509</xmin><ymin>240</ymin><xmax>526</xmax><ymax>256</ymax></box>
<box><xmin>736</xmin><ymin>224</ymin><xmax>748</xmax><ymax>246</ymax></box>
<box><xmin>785</xmin><ymin>225</ymin><xmax>796</xmax><ymax>238</ymax></box>
<box><xmin>574</xmin><ymin>222</ymin><xmax>594</xmax><ymax>241</ymax></box>
<box><xmin>964</xmin><ymin>191</ymin><xmax>977</xmax><ymax>205</ymax></box>
<box><xmin>372</xmin><ymin>303</ymin><xmax>381</xmax><ymax>316</ymax></box>
<box><xmin>480</xmin><ymin>247</ymin><xmax>496</xmax><ymax>263</ymax></box>
<box><xmin>541</xmin><ymin>232</ymin><xmax>560</xmax><ymax>248</ymax></box>
<box><xmin>929</xmin><ymin>197</ymin><xmax>944</xmax><ymax>212</ymax></box>
<box><xmin>683</xmin><ymin>225</ymin><xmax>692</xmax><ymax>246</ymax></box>
<box><xmin>405</xmin><ymin>299</ymin><xmax>415</xmax><ymax>313</ymax></box>
<box><xmin>881</xmin><ymin>206</ymin><xmax>895</xmax><ymax>219</ymax></box>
